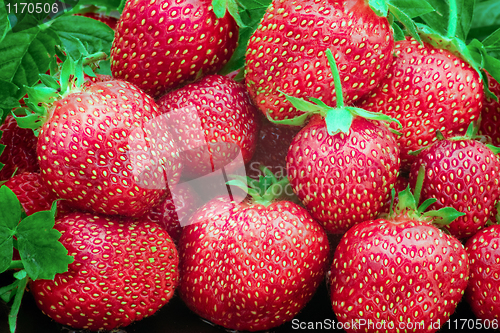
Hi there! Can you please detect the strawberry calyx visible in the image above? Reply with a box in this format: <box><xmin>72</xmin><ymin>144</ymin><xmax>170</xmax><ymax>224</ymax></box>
<box><xmin>13</xmin><ymin>52</ymin><xmax>107</xmax><ymax>136</ymax></box>
<box><xmin>267</xmin><ymin>49</ymin><xmax>401</xmax><ymax>136</ymax></box>
<box><xmin>227</xmin><ymin>166</ymin><xmax>289</xmax><ymax>207</ymax></box>
<box><xmin>212</xmin><ymin>0</ymin><xmax>245</xmax><ymax>28</ymax></box>
<box><xmin>409</xmin><ymin>122</ymin><xmax>500</xmax><ymax>156</ymax></box>
<box><xmin>0</xmin><ymin>185</ymin><xmax>73</xmax><ymax>333</ymax></box>
<box><xmin>385</xmin><ymin>165</ymin><xmax>465</xmax><ymax>226</ymax></box>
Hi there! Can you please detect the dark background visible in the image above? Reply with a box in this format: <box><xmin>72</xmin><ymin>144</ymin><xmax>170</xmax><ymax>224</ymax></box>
<box><xmin>0</xmin><ymin>274</ymin><xmax>491</xmax><ymax>333</ymax></box>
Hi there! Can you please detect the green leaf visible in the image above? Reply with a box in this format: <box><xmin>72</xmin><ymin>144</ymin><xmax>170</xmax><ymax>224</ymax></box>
<box><xmin>468</xmin><ymin>0</ymin><xmax>500</xmax><ymax>41</ymax></box>
<box><xmin>395</xmin><ymin>185</ymin><xmax>417</xmax><ymax>213</ymax></box>
<box><xmin>38</xmin><ymin>73</ymin><xmax>60</xmax><ymax>90</ymax></box>
<box><xmin>423</xmin><ymin>207</ymin><xmax>465</xmax><ymax>225</ymax></box>
<box><xmin>280</xmin><ymin>90</ymin><xmax>325</xmax><ymax>113</ymax></box>
<box><xmin>388</xmin><ymin>3</ymin><xmax>422</xmax><ymax>43</ymax></box>
<box><xmin>16</xmin><ymin>210</ymin><xmax>73</xmax><ymax>280</ymax></box>
<box><xmin>0</xmin><ymin>27</ymin><xmax>59</xmax><ymax>90</ymax></box>
<box><xmin>418</xmin><ymin>0</ymin><xmax>449</xmax><ymax>36</ymax></box>
<box><xmin>391</xmin><ymin>21</ymin><xmax>406</xmax><ymax>41</ymax></box>
<box><xmin>486</xmin><ymin>144</ymin><xmax>500</xmax><ymax>155</ymax></box>
<box><xmin>117</xmin><ymin>0</ymin><xmax>127</xmax><ymax>12</ymax></box>
<box><xmin>349</xmin><ymin>106</ymin><xmax>402</xmax><ymax>128</ymax></box>
<box><xmin>49</xmin><ymin>15</ymin><xmax>114</xmax><ymax>60</ymax></box>
<box><xmin>0</xmin><ymin>79</ymin><xmax>20</xmax><ymax>113</ymax></box>
<box><xmin>388</xmin><ymin>0</ymin><xmax>435</xmax><ymax>18</ymax></box>
<box><xmin>368</xmin><ymin>0</ymin><xmax>389</xmax><ymax>17</ymax></box>
<box><xmin>212</xmin><ymin>0</ymin><xmax>227</xmax><ymax>18</ymax></box>
<box><xmin>482</xmin><ymin>28</ymin><xmax>500</xmax><ymax>51</ymax></box>
<box><xmin>417</xmin><ymin>198</ymin><xmax>437</xmax><ymax>214</ymax></box>
<box><xmin>325</xmin><ymin>108</ymin><xmax>353</xmax><ymax>135</ymax></box>
<box><xmin>0</xmin><ymin>0</ymin><xmax>10</xmax><ymax>44</ymax></box>
<box><xmin>218</xmin><ymin>0</ymin><xmax>272</xmax><ymax>74</ymax></box>
<box><xmin>0</xmin><ymin>186</ymin><xmax>21</xmax><ymax>274</ymax></box>
<box><xmin>266</xmin><ymin>111</ymin><xmax>312</xmax><ymax>127</ymax></box>
<box><xmin>456</xmin><ymin>0</ymin><xmax>475</xmax><ymax>41</ymax></box>
<box><xmin>8</xmin><ymin>276</ymin><xmax>27</xmax><ymax>333</ymax></box>
<box><xmin>0</xmin><ymin>186</ymin><xmax>22</xmax><ymax>232</ymax></box>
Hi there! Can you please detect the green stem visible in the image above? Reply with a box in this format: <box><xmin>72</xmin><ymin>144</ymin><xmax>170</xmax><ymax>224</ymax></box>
<box><xmin>83</xmin><ymin>52</ymin><xmax>108</xmax><ymax>67</ymax></box>
<box><xmin>447</xmin><ymin>0</ymin><xmax>458</xmax><ymax>38</ymax></box>
<box><xmin>326</xmin><ymin>49</ymin><xmax>344</xmax><ymax>108</ymax></box>
<box><xmin>8</xmin><ymin>276</ymin><xmax>27</xmax><ymax>333</ymax></box>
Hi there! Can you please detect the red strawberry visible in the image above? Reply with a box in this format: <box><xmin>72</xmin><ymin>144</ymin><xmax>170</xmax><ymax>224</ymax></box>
<box><xmin>0</xmin><ymin>115</ymin><xmax>39</xmax><ymax>180</ymax></box>
<box><xmin>409</xmin><ymin>138</ymin><xmax>500</xmax><ymax>239</ymax></box>
<box><xmin>178</xmin><ymin>175</ymin><xmax>330</xmax><ymax>331</ymax></box>
<box><xmin>110</xmin><ymin>0</ymin><xmax>238</xmax><ymax>97</ymax></box>
<box><xmin>465</xmin><ymin>224</ymin><xmax>500</xmax><ymax>322</ymax></box>
<box><xmin>479</xmin><ymin>73</ymin><xmax>500</xmax><ymax>146</ymax></box>
<box><xmin>330</xmin><ymin>184</ymin><xmax>469</xmax><ymax>332</ymax></box>
<box><xmin>287</xmin><ymin>115</ymin><xmax>400</xmax><ymax>234</ymax></box>
<box><xmin>30</xmin><ymin>67</ymin><xmax>183</xmax><ymax>217</ymax></box>
<box><xmin>157</xmin><ymin>74</ymin><xmax>259</xmax><ymax>179</ymax></box>
<box><xmin>144</xmin><ymin>182</ymin><xmax>201</xmax><ymax>242</ymax></box>
<box><xmin>245</xmin><ymin>0</ymin><xmax>394</xmax><ymax>121</ymax></box>
<box><xmin>4</xmin><ymin>172</ymin><xmax>70</xmax><ymax>216</ymax></box>
<box><xmin>358</xmin><ymin>37</ymin><xmax>484</xmax><ymax>170</ymax></box>
<box><xmin>75</xmin><ymin>12</ymin><xmax>118</xmax><ymax>30</ymax></box>
<box><xmin>30</xmin><ymin>212</ymin><xmax>179</xmax><ymax>331</ymax></box>
<box><xmin>246</xmin><ymin>118</ymin><xmax>299</xmax><ymax>180</ymax></box>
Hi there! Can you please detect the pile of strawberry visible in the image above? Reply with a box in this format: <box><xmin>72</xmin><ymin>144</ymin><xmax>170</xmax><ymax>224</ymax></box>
<box><xmin>3</xmin><ymin>0</ymin><xmax>500</xmax><ymax>332</ymax></box>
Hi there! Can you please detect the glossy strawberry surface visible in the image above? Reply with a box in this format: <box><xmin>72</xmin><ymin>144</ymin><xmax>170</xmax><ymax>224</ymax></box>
<box><xmin>178</xmin><ymin>196</ymin><xmax>330</xmax><ymax>331</ymax></box>
<box><xmin>409</xmin><ymin>139</ymin><xmax>500</xmax><ymax>239</ymax></box>
<box><xmin>4</xmin><ymin>172</ymin><xmax>70</xmax><ymax>216</ymax></box>
<box><xmin>0</xmin><ymin>115</ymin><xmax>39</xmax><ymax>180</ymax></box>
<box><xmin>111</xmin><ymin>0</ymin><xmax>238</xmax><ymax>97</ymax></box>
<box><xmin>358</xmin><ymin>37</ymin><xmax>484</xmax><ymax>169</ymax></box>
<box><xmin>465</xmin><ymin>224</ymin><xmax>500</xmax><ymax>322</ymax></box>
<box><xmin>479</xmin><ymin>73</ymin><xmax>500</xmax><ymax>146</ymax></box>
<box><xmin>30</xmin><ymin>212</ymin><xmax>179</xmax><ymax>331</ymax></box>
<box><xmin>157</xmin><ymin>75</ymin><xmax>259</xmax><ymax>178</ymax></box>
<box><xmin>330</xmin><ymin>218</ymin><xmax>469</xmax><ymax>333</ymax></box>
<box><xmin>37</xmin><ymin>80</ymin><xmax>182</xmax><ymax>217</ymax></box>
<box><xmin>245</xmin><ymin>0</ymin><xmax>394</xmax><ymax>121</ymax></box>
<box><xmin>287</xmin><ymin>116</ymin><xmax>400</xmax><ymax>234</ymax></box>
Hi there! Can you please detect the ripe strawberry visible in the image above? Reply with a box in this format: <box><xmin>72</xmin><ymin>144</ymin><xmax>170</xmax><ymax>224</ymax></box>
<box><xmin>110</xmin><ymin>0</ymin><xmax>238</xmax><ymax>97</ymax></box>
<box><xmin>30</xmin><ymin>212</ymin><xmax>179</xmax><ymax>331</ymax></box>
<box><xmin>178</xmin><ymin>175</ymin><xmax>329</xmax><ymax>331</ymax></box>
<box><xmin>144</xmin><ymin>182</ymin><xmax>201</xmax><ymax>242</ymax></box>
<box><xmin>358</xmin><ymin>37</ymin><xmax>484</xmax><ymax>170</ymax></box>
<box><xmin>465</xmin><ymin>224</ymin><xmax>500</xmax><ymax>322</ymax></box>
<box><xmin>288</xmin><ymin>115</ymin><xmax>400</xmax><ymax>234</ymax></box>
<box><xmin>4</xmin><ymin>172</ymin><xmax>70</xmax><ymax>216</ymax></box>
<box><xmin>157</xmin><ymin>74</ymin><xmax>259</xmax><ymax>178</ymax></box>
<box><xmin>246</xmin><ymin>118</ymin><xmax>299</xmax><ymax>180</ymax></box>
<box><xmin>409</xmin><ymin>138</ymin><xmax>500</xmax><ymax>239</ymax></box>
<box><xmin>25</xmin><ymin>58</ymin><xmax>183</xmax><ymax>217</ymax></box>
<box><xmin>0</xmin><ymin>115</ymin><xmax>39</xmax><ymax>180</ymax></box>
<box><xmin>330</xmin><ymin>183</ymin><xmax>469</xmax><ymax>332</ymax></box>
<box><xmin>245</xmin><ymin>0</ymin><xmax>394</xmax><ymax>121</ymax></box>
<box><xmin>479</xmin><ymin>73</ymin><xmax>500</xmax><ymax>146</ymax></box>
